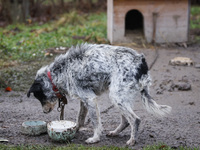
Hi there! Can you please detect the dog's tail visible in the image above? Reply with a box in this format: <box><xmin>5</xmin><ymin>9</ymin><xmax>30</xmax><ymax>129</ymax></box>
<box><xmin>140</xmin><ymin>87</ymin><xmax>171</xmax><ymax>117</ymax></box>
<box><xmin>141</xmin><ymin>90</ymin><xmax>172</xmax><ymax>117</ymax></box>
<box><xmin>136</xmin><ymin>55</ymin><xmax>171</xmax><ymax>117</ymax></box>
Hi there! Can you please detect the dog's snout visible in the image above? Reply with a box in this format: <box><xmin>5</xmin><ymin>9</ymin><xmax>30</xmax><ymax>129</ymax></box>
<box><xmin>42</xmin><ymin>101</ymin><xmax>56</xmax><ymax>114</ymax></box>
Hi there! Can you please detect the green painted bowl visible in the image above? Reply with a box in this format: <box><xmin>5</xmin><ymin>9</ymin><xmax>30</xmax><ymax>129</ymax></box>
<box><xmin>21</xmin><ymin>120</ymin><xmax>47</xmax><ymax>135</ymax></box>
<box><xmin>47</xmin><ymin>120</ymin><xmax>76</xmax><ymax>142</ymax></box>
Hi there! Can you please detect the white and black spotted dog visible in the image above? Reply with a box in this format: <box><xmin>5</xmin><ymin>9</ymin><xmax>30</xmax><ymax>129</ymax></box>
<box><xmin>27</xmin><ymin>44</ymin><xmax>171</xmax><ymax>146</ymax></box>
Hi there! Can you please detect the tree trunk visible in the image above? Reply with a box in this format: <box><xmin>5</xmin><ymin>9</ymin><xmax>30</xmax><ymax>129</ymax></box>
<box><xmin>60</xmin><ymin>0</ymin><xmax>64</xmax><ymax>7</ymax></box>
<box><xmin>1</xmin><ymin>0</ymin><xmax>30</xmax><ymax>23</ymax></box>
<box><xmin>22</xmin><ymin>0</ymin><xmax>30</xmax><ymax>22</ymax></box>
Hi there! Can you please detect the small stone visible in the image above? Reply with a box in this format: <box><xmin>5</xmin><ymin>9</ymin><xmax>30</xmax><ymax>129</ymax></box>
<box><xmin>0</xmin><ymin>138</ymin><xmax>9</xmax><ymax>142</ymax></box>
<box><xmin>169</xmin><ymin>57</ymin><xmax>193</xmax><ymax>66</ymax></box>
<box><xmin>195</xmin><ymin>64</ymin><xmax>200</xmax><ymax>68</ymax></box>
<box><xmin>176</xmin><ymin>82</ymin><xmax>191</xmax><ymax>91</ymax></box>
<box><xmin>170</xmin><ymin>82</ymin><xmax>191</xmax><ymax>91</ymax></box>
<box><xmin>188</xmin><ymin>102</ymin><xmax>195</xmax><ymax>105</ymax></box>
<box><xmin>149</xmin><ymin>134</ymin><xmax>154</xmax><ymax>138</ymax></box>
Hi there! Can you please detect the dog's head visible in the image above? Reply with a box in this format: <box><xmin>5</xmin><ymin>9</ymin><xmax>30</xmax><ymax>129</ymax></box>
<box><xmin>27</xmin><ymin>66</ymin><xmax>57</xmax><ymax>113</ymax></box>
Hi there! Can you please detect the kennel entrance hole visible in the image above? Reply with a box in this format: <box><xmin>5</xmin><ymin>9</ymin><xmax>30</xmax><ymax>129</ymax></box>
<box><xmin>125</xmin><ymin>9</ymin><xmax>144</xmax><ymax>38</ymax></box>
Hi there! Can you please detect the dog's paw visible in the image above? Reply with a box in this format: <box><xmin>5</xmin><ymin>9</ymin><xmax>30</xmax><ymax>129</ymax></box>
<box><xmin>85</xmin><ymin>137</ymin><xmax>100</xmax><ymax>144</ymax></box>
<box><xmin>106</xmin><ymin>131</ymin><xmax>118</xmax><ymax>137</ymax></box>
<box><xmin>79</xmin><ymin>127</ymin><xmax>90</xmax><ymax>131</ymax></box>
<box><xmin>126</xmin><ymin>138</ymin><xmax>135</xmax><ymax>146</ymax></box>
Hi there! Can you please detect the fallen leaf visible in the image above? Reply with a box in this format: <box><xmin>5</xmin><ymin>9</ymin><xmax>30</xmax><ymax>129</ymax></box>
<box><xmin>189</xmin><ymin>102</ymin><xmax>195</xmax><ymax>105</ymax></box>
<box><xmin>27</xmin><ymin>19</ymin><xmax>32</xmax><ymax>24</ymax></box>
<box><xmin>55</xmin><ymin>17</ymin><xmax>66</xmax><ymax>27</ymax></box>
<box><xmin>5</xmin><ymin>87</ymin><xmax>12</xmax><ymax>92</ymax></box>
<box><xmin>159</xmin><ymin>145</ymin><xmax>167</xmax><ymax>149</ymax></box>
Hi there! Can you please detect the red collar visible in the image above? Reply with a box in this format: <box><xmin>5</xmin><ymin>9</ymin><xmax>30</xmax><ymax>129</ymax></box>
<box><xmin>47</xmin><ymin>71</ymin><xmax>63</xmax><ymax>98</ymax></box>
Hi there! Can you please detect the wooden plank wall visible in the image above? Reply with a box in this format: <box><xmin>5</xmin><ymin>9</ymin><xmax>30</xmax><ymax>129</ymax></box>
<box><xmin>107</xmin><ymin>0</ymin><xmax>189</xmax><ymax>43</ymax></box>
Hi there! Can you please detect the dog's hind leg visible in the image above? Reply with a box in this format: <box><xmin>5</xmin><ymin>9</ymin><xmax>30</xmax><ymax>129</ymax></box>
<box><xmin>83</xmin><ymin>98</ymin><xmax>102</xmax><ymax>144</ymax></box>
<box><xmin>120</xmin><ymin>104</ymin><xmax>140</xmax><ymax>146</ymax></box>
<box><xmin>107</xmin><ymin>115</ymin><xmax>129</xmax><ymax>136</ymax></box>
<box><xmin>109</xmin><ymin>92</ymin><xmax>141</xmax><ymax>146</ymax></box>
<box><xmin>76</xmin><ymin>101</ymin><xmax>88</xmax><ymax>131</ymax></box>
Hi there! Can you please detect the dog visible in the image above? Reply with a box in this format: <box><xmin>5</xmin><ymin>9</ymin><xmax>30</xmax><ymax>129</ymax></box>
<box><xmin>27</xmin><ymin>44</ymin><xmax>171</xmax><ymax>146</ymax></box>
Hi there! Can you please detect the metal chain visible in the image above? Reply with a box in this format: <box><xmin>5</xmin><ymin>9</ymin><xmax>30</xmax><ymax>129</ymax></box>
<box><xmin>57</xmin><ymin>98</ymin><xmax>67</xmax><ymax>120</ymax></box>
<box><xmin>57</xmin><ymin>98</ymin><xmax>62</xmax><ymax>112</ymax></box>
<box><xmin>60</xmin><ymin>103</ymin><xmax>65</xmax><ymax>120</ymax></box>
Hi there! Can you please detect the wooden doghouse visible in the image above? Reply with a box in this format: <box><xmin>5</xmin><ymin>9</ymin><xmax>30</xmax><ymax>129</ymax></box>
<box><xmin>107</xmin><ymin>0</ymin><xmax>190</xmax><ymax>43</ymax></box>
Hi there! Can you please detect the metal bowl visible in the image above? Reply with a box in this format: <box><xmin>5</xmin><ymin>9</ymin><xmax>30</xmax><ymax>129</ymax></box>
<box><xmin>47</xmin><ymin>120</ymin><xmax>76</xmax><ymax>142</ymax></box>
<box><xmin>21</xmin><ymin>120</ymin><xmax>47</xmax><ymax>135</ymax></box>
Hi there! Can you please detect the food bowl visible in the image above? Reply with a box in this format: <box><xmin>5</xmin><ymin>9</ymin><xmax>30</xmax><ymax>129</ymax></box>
<box><xmin>47</xmin><ymin>120</ymin><xmax>76</xmax><ymax>142</ymax></box>
<box><xmin>21</xmin><ymin>120</ymin><xmax>47</xmax><ymax>135</ymax></box>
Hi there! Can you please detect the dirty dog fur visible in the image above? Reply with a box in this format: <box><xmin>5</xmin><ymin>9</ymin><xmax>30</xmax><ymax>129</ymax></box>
<box><xmin>27</xmin><ymin>44</ymin><xmax>171</xmax><ymax>146</ymax></box>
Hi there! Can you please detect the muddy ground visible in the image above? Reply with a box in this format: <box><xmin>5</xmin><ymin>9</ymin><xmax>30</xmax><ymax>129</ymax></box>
<box><xmin>0</xmin><ymin>46</ymin><xmax>200</xmax><ymax>149</ymax></box>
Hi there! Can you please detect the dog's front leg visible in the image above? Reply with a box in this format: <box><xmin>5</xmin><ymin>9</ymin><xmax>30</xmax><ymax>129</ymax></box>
<box><xmin>76</xmin><ymin>101</ymin><xmax>88</xmax><ymax>131</ymax></box>
<box><xmin>85</xmin><ymin>98</ymin><xmax>102</xmax><ymax>144</ymax></box>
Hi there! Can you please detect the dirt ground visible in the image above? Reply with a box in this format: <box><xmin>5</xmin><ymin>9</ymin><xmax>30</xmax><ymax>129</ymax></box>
<box><xmin>0</xmin><ymin>46</ymin><xmax>200</xmax><ymax>149</ymax></box>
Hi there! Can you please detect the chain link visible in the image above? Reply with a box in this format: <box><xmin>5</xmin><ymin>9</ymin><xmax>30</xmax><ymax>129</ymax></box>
<box><xmin>57</xmin><ymin>98</ymin><xmax>66</xmax><ymax>120</ymax></box>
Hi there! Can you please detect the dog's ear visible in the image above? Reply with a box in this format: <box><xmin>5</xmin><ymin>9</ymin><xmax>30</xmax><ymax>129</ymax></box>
<box><xmin>27</xmin><ymin>82</ymin><xmax>41</xmax><ymax>97</ymax></box>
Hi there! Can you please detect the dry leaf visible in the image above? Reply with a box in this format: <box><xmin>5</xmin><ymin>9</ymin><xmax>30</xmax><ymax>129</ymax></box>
<box><xmin>5</xmin><ymin>87</ymin><xmax>12</xmax><ymax>92</ymax></box>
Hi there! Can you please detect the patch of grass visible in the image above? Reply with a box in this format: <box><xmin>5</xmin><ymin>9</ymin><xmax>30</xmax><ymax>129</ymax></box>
<box><xmin>190</xmin><ymin>6</ymin><xmax>200</xmax><ymax>44</ymax></box>
<box><xmin>0</xmin><ymin>11</ymin><xmax>107</xmax><ymax>67</ymax></box>
<box><xmin>190</xmin><ymin>6</ymin><xmax>200</xmax><ymax>29</ymax></box>
<box><xmin>0</xmin><ymin>144</ymin><xmax>199</xmax><ymax>150</ymax></box>
<box><xmin>143</xmin><ymin>143</ymin><xmax>199</xmax><ymax>150</ymax></box>
<box><xmin>0</xmin><ymin>11</ymin><xmax>107</xmax><ymax>90</ymax></box>
<box><xmin>0</xmin><ymin>144</ymin><xmax>131</xmax><ymax>150</ymax></box>
<box><xmin>0</xmin><ymin>11</ymin><xmax>107</xmax><ymax>91</ymax></box>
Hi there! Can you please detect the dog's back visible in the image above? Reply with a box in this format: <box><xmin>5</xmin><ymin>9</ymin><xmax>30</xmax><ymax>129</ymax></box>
<box><xmin>65</xmin><ymin>44</ymin><xmax>148</xmax><ymax>96</ymax></box>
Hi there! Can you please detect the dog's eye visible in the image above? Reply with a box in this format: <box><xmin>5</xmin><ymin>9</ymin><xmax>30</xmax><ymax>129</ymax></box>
<box><xmin>33</xmin><ymin>90</ymin><xmax>46</xmax><ymax>102</ymax></box>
